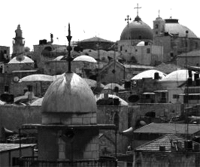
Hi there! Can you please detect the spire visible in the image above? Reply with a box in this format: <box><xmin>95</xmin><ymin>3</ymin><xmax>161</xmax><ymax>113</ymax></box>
<box><xmin>158</xmin><ymin>10</ymin><xmax>160</xmax><ymax>17</ymax></box>
<box><xmin>66</xmin><ymin>23</ymin><xmax>73</xmax><ymax>73</ymax></box>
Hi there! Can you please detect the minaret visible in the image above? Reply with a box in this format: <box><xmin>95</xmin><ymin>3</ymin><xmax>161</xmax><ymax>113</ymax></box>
<box><xmin>12</xmin><ymin>25</ymin><xmax>25</xmax><ymax>57</ymax></box>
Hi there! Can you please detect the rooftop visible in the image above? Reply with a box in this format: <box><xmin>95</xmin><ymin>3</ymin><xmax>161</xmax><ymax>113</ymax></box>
<box><xmin>134</xmin><ymin>123</ymin><xmax>200</xmax><ymax>135</ymax></box>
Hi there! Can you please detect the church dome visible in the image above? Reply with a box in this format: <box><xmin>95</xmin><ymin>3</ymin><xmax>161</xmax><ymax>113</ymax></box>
<box><xmin>120</xmin><ymin>16</ymin><xmax>153</xmax><ymax>40</ymax></box>
<box><xmin>164</xmin><ymin>18</ymin><xmax>197</xmax><ymax>38</ymax></box>
<box><xmin>41</xmin><ymin>72</ymin><xmax>97</xmax><ymax>113</ymax></box>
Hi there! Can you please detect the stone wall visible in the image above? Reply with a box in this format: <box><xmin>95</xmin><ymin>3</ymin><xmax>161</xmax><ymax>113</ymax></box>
<box><xmin>0</xmin><ymin>105</ymin><xmax>41</xmax><ymax>136</ymax></box>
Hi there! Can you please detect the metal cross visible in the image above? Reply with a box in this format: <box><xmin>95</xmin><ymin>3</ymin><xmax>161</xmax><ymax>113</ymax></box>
<box><xmin>134</xmin><ymin>3</ymin><xmax>141</xmax><ymax>16</ymax></box>
<box><xmin>125</xmin><ymin>15</ymin><xmax>131</xmax><ymax>24</ymax></box>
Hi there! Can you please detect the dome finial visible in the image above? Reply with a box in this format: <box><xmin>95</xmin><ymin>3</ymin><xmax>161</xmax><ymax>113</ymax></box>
<box><xmin>66</xmin><ymin>23</ymin><xmax>73</xmax><ymax>73</ymax></box>
<box><xmin>158</xmin><ymin>10</ymin><xmax>160</xmax><ymax>17</ymax></box>
<box><xmin>125</xmin><ymin>15</ymin><xmax>131</xmax><ymax>24</ymax></box>
<box><xmin>134</xmin><ymin>3</ymin><xmax>141</xmax><ymax>17</ymax></box>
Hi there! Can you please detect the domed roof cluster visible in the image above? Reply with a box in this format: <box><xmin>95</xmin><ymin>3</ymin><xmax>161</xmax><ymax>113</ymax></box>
<box><xmin>120</xmin><ymin>16</ymin><xmax>153</xmax><ymax>41</ymax></box>
<box><xmin>41</xmin><ymin>72</ymin><xmax>97</xmax><ymax>113</ymax></box>
<box><xmin>164</xmin><ymin>18</ymin><xmax>197</xmax><ymax>38</ymax></box>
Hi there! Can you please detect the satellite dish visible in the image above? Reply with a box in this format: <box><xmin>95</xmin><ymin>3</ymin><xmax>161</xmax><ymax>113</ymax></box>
<box><xmin>128</xmin><ymin>95</ymin><xmax>140</xmax><ymax>103</ymax></box>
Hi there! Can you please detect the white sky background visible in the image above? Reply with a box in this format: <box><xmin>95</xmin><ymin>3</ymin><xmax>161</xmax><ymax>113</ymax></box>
<box><xmin>0</xmin><ymin>0</ymin><xmax>200</xmax><ymax>51</ymax></box>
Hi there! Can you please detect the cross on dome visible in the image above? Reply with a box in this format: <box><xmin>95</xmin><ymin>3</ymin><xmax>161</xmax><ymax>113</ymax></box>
<box><xmin>125</xmin><ymin>15</ymin><xmax>131</xmax><ymax>24</ymax></box>
<box><xmin>134</xmin><ymin>3</ymin><xmax>141</xmax><ymax>16</ymax></box>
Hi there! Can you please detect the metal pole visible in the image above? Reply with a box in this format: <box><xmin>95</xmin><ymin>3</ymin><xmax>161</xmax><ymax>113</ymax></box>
<box><xmin>19</xmin><ymin>128</ymin><xmax>22</xmax><ymax>157</ymax></box>
<box><xmin>115</xmin><ymin>127</ymin><xmax>117</xmax><ymax>167</ymax></box>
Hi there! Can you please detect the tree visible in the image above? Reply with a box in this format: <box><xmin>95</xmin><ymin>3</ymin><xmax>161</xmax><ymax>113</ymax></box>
<box><xmin>24</xmin><ymin>47</ymin><xmax>30</xmax><ymax>53</ymax></box>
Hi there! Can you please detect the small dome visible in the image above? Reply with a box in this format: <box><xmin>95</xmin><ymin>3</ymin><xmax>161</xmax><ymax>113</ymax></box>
<box><xmin>8</xmin><ymin>55</ymin><xmax>34</xmax><ymax>64</ymax></box>
<box><xmin>136</xmin><ymin>41</ymin><xmax>145</xmax><ymax>46</ymax></box>
<box><xmin>131</xmin><ymin>69</ymin><xmax>166</xmax><ymax>80</ymax></box>
<box><xmin>41</xmin><ymin>73</ymin><xmax>97</xmax><ymax>113</ymax></box>
<box><xmin>120</xmin><ymin>16</ymin><xmax>153</xmax><ymax>40</ymax></box>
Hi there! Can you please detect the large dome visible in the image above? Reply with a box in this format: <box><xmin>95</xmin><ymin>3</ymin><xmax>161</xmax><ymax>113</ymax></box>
<box><xmin>41</xmin><ymin>72</ymin><xmax>97</xmax><ymax>113</ymax></box>
<box><xmin>164</xmin><ymin>18</ymin><xmax>197</xmax><ymax>38</ymax></box>
<box><xmin>120</xmin><ymin>16</ymin><xmax>153</xmax><ymax>40</ymax></box>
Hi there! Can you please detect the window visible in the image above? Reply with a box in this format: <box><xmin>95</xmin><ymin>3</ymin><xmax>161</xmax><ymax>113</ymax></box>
<box><xmin>146</xmin><ymin>94</ymin><xmax>150</xmax><ymax>99</ymax></box>
<box><xmin>155</xmin><ymin>24</ymin><xmax>159</xmax><ymax>29</ymax></box>
<box><xmin>120</xmin><ymin>46</ymin><xmax>122</xmax><ymax>51</ymax></box>
<box><xmin>146</xmin><ymin>48</ymin><xmax>150</xmax><ymax>54</ymax></box>
<box><xmin>161</xmin><ymin>92</ymin><xmax>166</xmax><ymax>98</ymax></box>
<box><xmin>173</xmin><ymin>94</ymin><xmax>179</xmax><ymax>99</ymax></box>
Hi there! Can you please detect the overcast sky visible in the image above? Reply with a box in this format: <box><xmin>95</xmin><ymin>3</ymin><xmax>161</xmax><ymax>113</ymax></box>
<box><xmin>1</xmin><ymin>0</ymin><xmax>200</xmax><ymax>51</ymax></box>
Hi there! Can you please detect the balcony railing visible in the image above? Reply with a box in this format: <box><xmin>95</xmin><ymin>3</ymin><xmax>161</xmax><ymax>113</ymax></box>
<box><xmin>17</xmin><ymin>156</ymin><xmax>117</xmax><ymax>167</ymax></box>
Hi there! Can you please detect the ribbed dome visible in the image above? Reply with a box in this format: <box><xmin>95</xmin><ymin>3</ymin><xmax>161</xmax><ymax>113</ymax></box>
<box><xmin>41</xmin><ymin>72</ymin><xmax>97</xmax><ymax>113</ymax></box>
<box><xmin>164</xmin><ymin>18</ymin><xmax>197</xmax><ymax>38</ymax></box>
<box><xmin>120</xmin><ymin>16</ymin><xmax>153</xmax><ymax>40</ymax></box>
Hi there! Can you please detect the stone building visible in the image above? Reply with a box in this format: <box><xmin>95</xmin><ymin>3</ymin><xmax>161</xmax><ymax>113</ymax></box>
<box><xmin>118</xmin><ymin>14</ymin><xmax>163</xmax><ymax>65</ymax></box>
<box><xmin>117</xmin><ymin>4</ymin><xmax>200</xmax><ymax>65</ymax></box>
<box><xmin>177</xmin><ymin>50</ymin><xmax>200</xmax><ymax>67</ymax></box>
<box><xmin>0</xmin><ymin>46</ymin><xmax>10</xmax><ymax>64</ymax></box>
<box><xmin>134</xmin><ymin>134</ymin><xmax>200</xmax><ymax>167</ymax></box>
<box><xmin>99</xmin><ymin>59</ymin><xmax>154</xmax><ymax>85</ymax></box>
<box><xmin>153</xmin><ymin>16</ymin><xmax>200</xmax><ymax>63</ymax></box>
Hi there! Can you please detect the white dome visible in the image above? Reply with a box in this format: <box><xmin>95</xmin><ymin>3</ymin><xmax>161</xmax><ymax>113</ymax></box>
<box><xmin>160</xmin><ymin>69</ymin><xmax>196</xmax><ymax>82</ymax></box>
<box><xmin>131</xmin><ymin>69</ymin><xmax>166</xmax><ymax>80</ymax></box>
<box><xmin>136</xmin><ymin>41</ymin><xmax>145</xmax><ymax>46</ymax></box>
<box><xmin>41</xmin><ymin>73</ymin><xmax>97</xmax><ymax>113</ymax></box>
<box><xmin>8</xmin><ymin>55</ymin><xmax>34</xmax><ymax>64</ymax></box>
<box><xmin>104</xmin><ymin>83</ymin><xmax>125</xmax><ymax>90</ymax></box>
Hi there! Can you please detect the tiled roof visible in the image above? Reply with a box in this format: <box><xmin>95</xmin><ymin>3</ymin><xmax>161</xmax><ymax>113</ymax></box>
<box><xmin>135</xmin><ymin>134</ymin><xmax>200</xmax><ymax>152</ymax></box>
<box><xmin>134</xmin><ymin>123</ymin><xmax>200</xmax><ymax>135</ymax></box>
